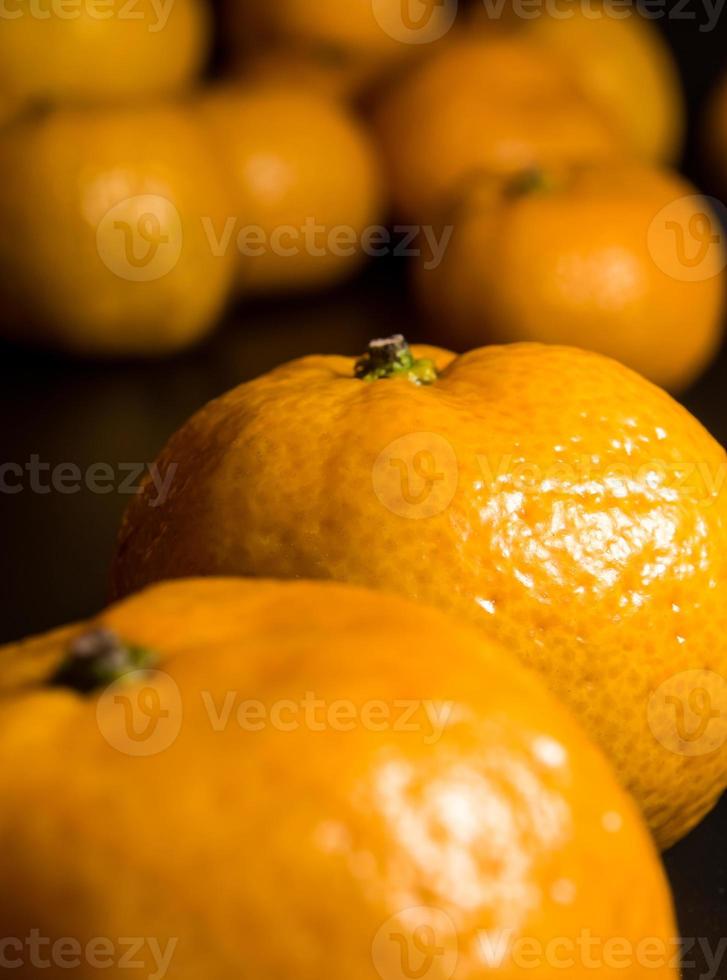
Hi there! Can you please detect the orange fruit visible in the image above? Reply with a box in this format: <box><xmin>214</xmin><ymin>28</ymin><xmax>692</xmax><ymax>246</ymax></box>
<box><xmin>112</xmin><ymin>340</ymin><xmax>727</xmax><ymax>849</ymax></box>
<box><xmin>0</xmin><ymin>0</ymin><xmax>209</xmax><ymax>108</ymax></box>
<box><xmin>0</xmin><ymin>105</ymin><xmax>234</xmax><ymax>357</ymax></box>
<box><xmin>222</xmin><ymin>0</ymin><xmax>456</xmax><ymax>100</ymax></box>
<box><xmin>197</xmin><ymin>85</ymin><xmax>384</xmax><ymax>295</ymax></box>
<box><xmin>414</xmin><ymin>163</ymin><xmax>725</xmax><ymax>392</ymax></box>
<box><xmin>0</xmin><ymin>577</ymin><xmax>678</xmax><ymax>978</ymax></box>
<box><xmin>522</xmin><ymin>2</ymin><xmax>684</xmax><ymax>164</ymax></box>
<box><xmin>372</xmin><ymin>34</ymin><xmax>623</xmax><ymax>222</ymax></box>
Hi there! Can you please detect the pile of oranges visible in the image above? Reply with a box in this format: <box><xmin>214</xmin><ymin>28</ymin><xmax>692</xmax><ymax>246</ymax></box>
<box><xmin>1</xmin><ymin>3</ymin><xmax>727</xmax><ymax>978</ymax></box>
<box><xmin>0</xmin><ymin>0</ymin><xmax>724</xmax><ymax>390</ymax></box>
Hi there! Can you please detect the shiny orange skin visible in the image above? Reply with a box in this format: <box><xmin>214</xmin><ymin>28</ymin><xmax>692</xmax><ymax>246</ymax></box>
<box><xmin>522</xmin><ymin>3</ymin><xmax>685</xmax><ymax>163</ymax></box>
<box><xmin>197</xmin><ymin>86</ymin><xmax>384</xmax><ymax>295</ymax></box>
<box><xmin>0</xmin><ymin>105</ymin><xmax>235</xmax><ymax>357</ymax></box>
<box><xmin>113</xmin><ymin>343</ymin><xmax>727</xmax><ymax>848</ymax></box>
<box><xmin>372</xmin><ymin>35</ymin><xmax>623</xmax><ymax>222</ymax></box>
<box><xmin>415</xmin><ymin>163</ymin><xmax>725</xmax><ymax>392</ymax></box>
<box><xmin>0</xmin><ymin>578</ymin><xmax>677</xmax><ymax>978</ymax></box>
<box><xmin>222</xmin><ymin>0</ymin><xmax>455</xmax><ymax>100</ymax></box>
<box><xmin>0</xmin><ymin>0</ymin><xmax>210</xmax><ymax>107</ymax></box>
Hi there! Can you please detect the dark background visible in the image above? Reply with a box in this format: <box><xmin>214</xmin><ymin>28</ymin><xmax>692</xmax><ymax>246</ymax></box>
<box><xmin>0</xmin><ymin>8</ymin><xmax>725</xmax><ymax>972</ymax></box>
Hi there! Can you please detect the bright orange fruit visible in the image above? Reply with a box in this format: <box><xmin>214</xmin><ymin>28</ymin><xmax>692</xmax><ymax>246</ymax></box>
<box><xmin>197</xmin><ymin>85</ymin><xmax>384</xmax><ymax>295</ymax></box>
<box><xmin>0</xmin><ymin>578</ymin><xmax>677</xmax><ymax>977</ymax></box>
<box><xmin>0</xmin><ymin>105</ymin><xmax>234</xmax><ymax>357</ymax></box>
<box><xmin>415</xmin><ymin>163</ymin><xmax>725</xmax><ymax>392</ymax></box>
<box><xmin>113</xmin><ymin>341</ymin><xmax>727</xmax><ymax>848</ymax></box>
<box><xmin>372</xmin><ymin>34</ymin><xmax>623</xmax><ymax>221</ymax></box>
<box><xmin>0</xmin><ymin>0</ymin><xmax>210</xmax><ymax>107</ymax></box>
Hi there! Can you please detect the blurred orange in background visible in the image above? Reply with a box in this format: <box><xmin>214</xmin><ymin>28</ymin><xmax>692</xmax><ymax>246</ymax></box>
<box><xmin>221</xmin><ymin>0</ymin><xmax>457</xmax><ymax>100</ymax></box>
<box><xmin>198</xmin><ymin>85</ymin><xmax>385</xmax><ymax>295</ymax></box>
<box><xmin>0</xmin><ymin>0</ymin><xmax>210</xmax><ymax>109</ymax></box>
<box><xmin>0</xmin><ymin>105</ymin><xmax>234</xmax><ymax>357</ymax></box>
<box><xmin>372</xmin><ymin>34</ymin><xmax>624</xmax><ymax>223</ymax></box>
<box><xmin>520</xmin><ymin>1</ymin><xmax>685</xmax><ymax>164</ymax></box>
<box><xmin>416</xmin><ymin>162</ymin><xmax>725</xmax><ymax>391</ymax></box>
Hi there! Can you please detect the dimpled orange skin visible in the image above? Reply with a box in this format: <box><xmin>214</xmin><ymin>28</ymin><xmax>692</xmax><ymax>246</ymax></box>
<box><xmin>0</xmin><ymin>0</ymin><xmax>210</xmax><ymax>108</ymax></box>
<box><xmin>415</xmin><ymin>163</ymin><xmax>725</xmax><ymax>392</ymax></box>
<box><xmin>222</xmin><ymin>0</ymin><xmax>454</xmax><ymax>100</ymax></box>
<box><xmin>113</xmin><ymin>343</ymin><xmax>727</xmax><ymax>848</ymax></box>
<box><xmin>197</xmin><ymin>86</ymin><xmax>385</xmax><ymax>295</ymax></box>
<box><xmin>522</xmin><ymin>3</ymin><xmax>685</xmax><ymax>164</ymax></box>
<box><xmin>0</xmin><ymin>106</ymin><xmax>235</xmax><ymax>357</ymax></box>
<box><xmin>372</xmin><ymin>35</ymin><xmax>623</xmax><ymax>223</ymax></box>
<box><xmin>0</xmin><ymin>578</ymin><xmax>677</xmax><ymax>978</ymax></box>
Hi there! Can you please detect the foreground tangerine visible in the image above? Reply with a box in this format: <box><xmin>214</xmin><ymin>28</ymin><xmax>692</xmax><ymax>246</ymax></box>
<box><xmin>113</xmin><ymin>340</ymin><xmax>727</xmax><ymax>848</ymax></box>
<box><xmin>0</xmin><ymin>578</ymin><xmax>677</xmax><ymax>978</ymax></box>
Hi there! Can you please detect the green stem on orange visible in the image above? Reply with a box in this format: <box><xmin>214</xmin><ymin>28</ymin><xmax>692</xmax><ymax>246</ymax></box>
<box><xmin>354</xmin><ymin>335</ymin><xmax>437</xmax><ymax>386</ymax></box>
<box><xmin>50</xmin><ymin>628</ymin><xmax>158</xmax><ymax>694</ymax></box>
<box><xmin>506</xmin><ymin>168</ymin><xmax>556</xmax><ymax>198</ymax></box>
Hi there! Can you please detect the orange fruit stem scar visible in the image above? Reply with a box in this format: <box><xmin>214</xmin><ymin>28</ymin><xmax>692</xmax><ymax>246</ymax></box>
<box><xmin>50</xmin><ymin>629</ymin><xmax>158</xmax><ymax>695</ymax></box>
<box><xmin>354</xmin><ymin>335</ymin><xmax>437</xmax><ymax>385</ymax></box>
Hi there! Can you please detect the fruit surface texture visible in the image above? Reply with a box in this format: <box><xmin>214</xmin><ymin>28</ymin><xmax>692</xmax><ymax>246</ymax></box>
<box><xmin>113</xmin><ymin>342</ymin><xmax>727</xmax><ymax>848</ymax></box>
<box><xmin>0</xmin><ymin>106</ymin><xmax>234</xmax><ymax>357</ymax></box>
<box><xmin>416</xmin><ymin>164</ymin><xmax>725</xmax><ymax>392</ymax></box>
<box><xmin>0</xmin><ymin>577</ymin><xmax>677</xmax><ymax>978</ymax></box>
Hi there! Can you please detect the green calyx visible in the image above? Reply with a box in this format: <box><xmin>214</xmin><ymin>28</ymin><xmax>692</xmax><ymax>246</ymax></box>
<box><xmin>506</xmin><ymin>168</ymin><xmax>556</xmax><ymax>198</ymax></box>
<box><xmin>354</xmin><ymin>335</ymin><xmax>437</xmax><ymax>386</ymax></box>
<box><xmin>50</xmin><ymin>628</ymin><xmax>158</xmax><ymax>695</ymax></box>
